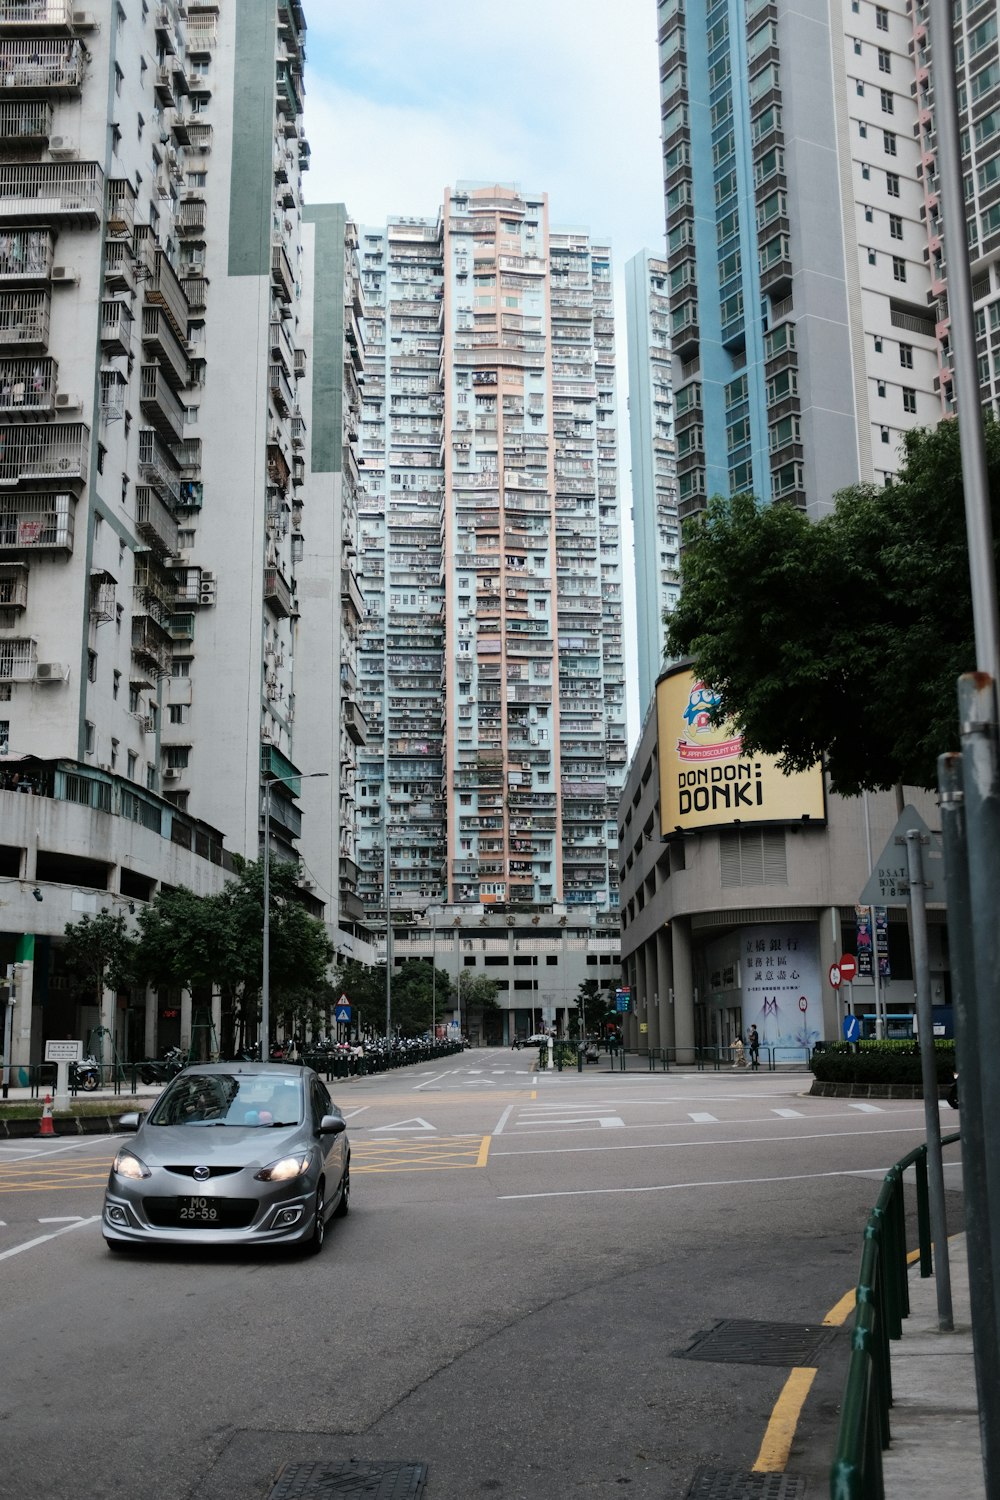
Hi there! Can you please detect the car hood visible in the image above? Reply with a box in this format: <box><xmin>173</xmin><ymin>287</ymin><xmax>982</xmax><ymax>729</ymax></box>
<box><xmin>134</xmin><ymin>1123</ymin><xmax>305</xmax><ymax>1168</ymax></box>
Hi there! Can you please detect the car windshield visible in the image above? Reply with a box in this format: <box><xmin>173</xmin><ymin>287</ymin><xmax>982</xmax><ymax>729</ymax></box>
<box><xmin>147</xmin><ymin>1074</ymin><xmax>304</xmax><ymax>1128</ymax></box>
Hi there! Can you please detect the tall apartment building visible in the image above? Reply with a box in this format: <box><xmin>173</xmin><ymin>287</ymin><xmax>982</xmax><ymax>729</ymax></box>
<box><xmin>354</xmin><ymin>185</ymin><xmax>626</xmax><ymax>1035</ymax></box>
<box><xmin>0</xmin><ymin>0</ymin><xmax>327</xmax><ymax>1067</ymax></box>
<box><xmin>625</xmin><ymin>250</ymin><xmax>679</xmax><ymax>710</ymax></box>
<box><xmin>658</xmin><ymin>0</ymin><xmax>957</xmax><ymax>525</ymax></box>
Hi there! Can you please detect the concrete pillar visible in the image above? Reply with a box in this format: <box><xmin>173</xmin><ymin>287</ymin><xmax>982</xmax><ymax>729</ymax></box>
<box><xmin>10</xmin><ymin>959</ymin><xmax>34</xmax><ymax>1077</ymax></box>
<box><xmin>180</xmin><ymin>987</ymin><xmax>192</xmax><ymax>1054</ymax></box>
<box><xmin>672</xmin><ymin>916</ymin><xmax>696</xmax><ymax>1063</ymax></box>
<box><xmin>645</xmin><ymin>934</ymin><xmax>661</xmax><ymax>1055</ymax></box>
<box><xmin>144</xmin><ymin>985</ymin><xmax>156</xmax><ymax>1059</ymax></box>
<box><xmin>657</xmin><ymin>925</ymin><xmax>674</xmax><ymax>1053</ymax></box>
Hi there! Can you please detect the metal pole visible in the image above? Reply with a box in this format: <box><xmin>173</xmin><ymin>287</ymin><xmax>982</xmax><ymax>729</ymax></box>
<box><xmin>927</xmin><ymin>0</ymin><xmax>1000</xmax><ymax>679</ymax></box>
<box><xmin>939</xmin><ymin>750</ymin><xmax>1000</xmax><ymax>1494</ymax></box>
<box><xmin>262</xmin><ymin>779</ymin><xmax>271</xmax><ymax>1061</ymax></box>
<box><xmin>384</xmin><ymin>826</ymin><xmax>392</xmax><ymax>1038</ymax></box>
<box><xmin>862</xmin><ymin>792</ymin><xmax>887</xmax><ymax>1038</ymax></box>
<box><xmin>431</xmin><ymin>908</ymin><xmax>436</xmax><ymax>1038</ymax></box>
<box><xmin>905</xmin><ymin>827</ymin><xmax>953</xmax><ymax>1330</ymax></box>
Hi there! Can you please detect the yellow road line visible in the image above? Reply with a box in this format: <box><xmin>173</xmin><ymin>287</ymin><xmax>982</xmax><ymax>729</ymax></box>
<box><xmin>752</xmin><ymin>1367</ymin><xmax>817</xmax><ymax>1472</ymax></box>
<box><xmin>823</xmin><ymin>1290</ymin><xmax>855</xmax><ymax>1327</ymax></box>
<box><xmin>476</xmin><ymin>1134</ymin><xmax>490</xmax><ymax>1167</ymax></box>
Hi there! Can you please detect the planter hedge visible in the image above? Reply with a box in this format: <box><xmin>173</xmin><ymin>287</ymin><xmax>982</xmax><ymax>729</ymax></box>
<box><xmin>811</xmin><ymin>1040</ymin><xmax>955</xmax><ymax>1087</ymax></box>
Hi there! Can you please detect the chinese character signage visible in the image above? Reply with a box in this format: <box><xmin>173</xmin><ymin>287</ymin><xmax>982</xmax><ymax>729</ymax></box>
<box><xmin>855</xmin><ymin>904</ymin><xmax>891</xmax><ymax>980</ymax></box>
<box><xmin>741</xmin><ymin>924</ymin><xmax>821</xmax><ymax>1051</ymax></box>
<box><xmin>656</xmin><ymin>669</ymin><xmax>826</xmax><ymax>835</ymax></box>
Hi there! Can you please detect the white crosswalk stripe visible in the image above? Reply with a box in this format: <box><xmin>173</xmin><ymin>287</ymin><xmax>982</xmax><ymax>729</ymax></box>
<box><xmin>688</xmin><ymin>1112</ymin><xmax>718</xmax><ymax>1123</ymax></box>
<box><xmin>847</xmin><ymin>1102</ymin><xmax>884</xmax><ymax>1113</ymax></box>
<box><xmin>772</xmin><ymin>1108</ymin><xmax>805</xmax><ymax>1118</ymax></box>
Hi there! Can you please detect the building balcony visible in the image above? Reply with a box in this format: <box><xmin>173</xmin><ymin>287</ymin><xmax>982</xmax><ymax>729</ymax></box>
<box><xmin>0</xmin><ymin>351</ymin><xmax>55</xmax><ymax>417</ymax></box>
<box><xmin>154</xmin><ymin>61</ymin><xmax>175</xmax><ymax>107</ymax></box>
<box><xmin>138</xmin><ymin>426</ymin><xmax>180</xmax><ymax>505</ymax></box>
<box><xmin>103</xmin><ymin>239</ymin><xmax>136</xmax><ymax>295</ymax></box>
<box><xmin>141</xmin><ymin>244</ymin><xmax>189</xmax><ymax>341</ymax></box>
<box><xmin>0</xmin><ymin>161</ymin><xmax>102</xmax><ymax>224</ymax></box>
<box><xmin>106</xmin><ymin>178</ymin><xmax>136</xmax><ymax>238</ymax></box>
<box><xmin>140</xmin><ymin>364</ymin><xmax>185</xmax><ymax>442</ymax></box>
<box><xmin>176</xmin><ymin>199</ymin><xmax>206</xmax><ymax>238</ymax></box>
<box><xmin>0</xmin><ymin>289</ymin><xmax>49</xmax><ymax>350</ymax></box>
<box><xmin>186</xmin><ymin>122</ymin><xmax>213</xmax><ymax>152</ymax></box>
<box><xmin>263</xmin><ymin>564</ymin><xmax>294</xmax><ymax>619</ymax></box>
<box><xmin>271</xmin><ymin>242</ymin><xmax>294</xmax><ymax>303</ymax></box>
<box><xmin>268</xmin><ymin>361</ymin><xmax>293</xmax><ymax>417</ymax></box>
<box><xmin>0</xmin><ymin>99</ymin><xmax>52</xmax><ymax>150</ymax></box>
<box><xmin>180</xmin><ymin>273</ymin><xmax>207</xmax><ymax>314</ymax></box>
<box><xmin>340</xmin><ymin>567</ymin><xmax>365</xmax><ymax>621</ymax></box>
<box><xmin>0</xmin><ymin>418</ymin><xmax>85</xmax><ymax>484</ymax></box>
<box><xmin>141</xmin><ymin>305</ymin><xmax>189</xmax><ymax>390</ymax></box>
<box><xmin>343</xmin><ymin>699</ymin><xmax>368</xmax><ymax>746</ymax></box>
<box><xmin>0</xmin><ymin>489</ymin><xmax>73</xmax><ymax>551</ymax></box>
<box><xmin>0</xmin><ymin>228</ymin><xmax>54</xmax><ymax>284</ymax></box>
<box><xmin>0</xmin><ymin>558</ymin><xmax>27</xmax><ymax>609</ymax></box>
<box><xmin>100</xmin><ymin>298</ymin><xmax>133</xmax><ymax>358</ymax></box>
<box><xmin>134</xmin><ymin>484</ymin><xmax>179</xmax><ymax>557</ymax></box>
<box><xmin>0</xmin><ymin>36</ymin><xmax>85</xmax><ymax>90</ymax></box>
<box><xmin>0</xmin><ymin>0</ymin><xmax>78</xmax><ymax>27</ymax></box>
<box><xmin>131</xmin><ymin>614</ymin><xmax>172</xmax><ymax>679</ymax></box>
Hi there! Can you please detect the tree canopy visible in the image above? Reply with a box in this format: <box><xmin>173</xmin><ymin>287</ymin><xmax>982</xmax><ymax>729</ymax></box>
<box><xmin>664</xmin><ymin>418</ymin><xmax>1000</xmax><ymax>795</ymax></box>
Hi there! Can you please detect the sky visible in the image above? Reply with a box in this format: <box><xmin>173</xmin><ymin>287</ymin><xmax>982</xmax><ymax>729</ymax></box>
<box><xmin>301</xmin><ymin>1</ymin><xmax>667</xmax><ymax>746</ymax></box>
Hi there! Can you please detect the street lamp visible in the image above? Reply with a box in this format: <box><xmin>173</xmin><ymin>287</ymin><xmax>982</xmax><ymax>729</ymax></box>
<box><xmin>261</xmin><ymin>769</ymin><xmax>329</xmax><ymax>1059</ymax></box>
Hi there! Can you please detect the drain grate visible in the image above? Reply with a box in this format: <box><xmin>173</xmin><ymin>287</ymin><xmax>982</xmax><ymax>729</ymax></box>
<box><xmin>267</xmin><ymin>1461</ymin><xmax>428</xmax><ymax>1500</ymax></box>
<box><xmin>675</xmin><ymin>1318</ymin><xmax>834</xmax><ymax>1368</ymax></box>
<box><xmin>684</xmin><ymin>1470</ymin><xmax>807</xmax><ymax>1499</ymax></box>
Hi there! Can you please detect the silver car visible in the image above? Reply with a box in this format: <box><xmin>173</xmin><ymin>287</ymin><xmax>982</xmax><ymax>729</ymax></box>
<box><xmin>103</xmin><ymin>1063</ymin><xmax>350</xmax><ymax>1255</ymax></box>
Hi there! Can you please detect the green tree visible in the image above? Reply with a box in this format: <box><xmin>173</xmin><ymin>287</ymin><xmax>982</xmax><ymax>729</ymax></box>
<box><xmin>457</xmin><ymin>970</ymin><xmax>499</xmax><ymax>1041</ymax></box>
<box><xmin>62</xmin><ymin>910</ymin><xmax>138</xmax><ymax>1030</ymax></box>
<box><xmin>333</xmin><ymin>959</ymin><xmax>386</xmax><ymax>1037</ymax></box>
<box><xmin>665</xmin><ymin>418</ymin><xmax>1000</xmax><ymax>796</ymax></box>
<box><xmin>575</xmin><ymin>977</ymin><xmax>615</xmax><ymax>1036</ymax></box>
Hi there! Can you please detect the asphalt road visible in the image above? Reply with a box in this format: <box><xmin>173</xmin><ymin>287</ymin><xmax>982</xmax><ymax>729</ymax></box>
<box><xmin>0</xmin><ymin>1052</ymin><xmax>965</xmax><ymax>1500</ymax></box>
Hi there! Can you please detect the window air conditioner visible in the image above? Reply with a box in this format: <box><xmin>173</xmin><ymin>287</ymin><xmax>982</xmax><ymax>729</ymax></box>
<box><xmin>163</xmin><ymin>767</ymin><xmax>182</xmax><ymax>781</ymax></box>
<box><xmin>49</xmin><ymin>137</ymin><xmax>78</xmax><ymax>160</ymax></box>
<box><xmin>51</xmin><ymin>266</ymin><xmax>79</xmax><ymax>284</ymax></box>
<box><xmin>55</xmin><ymin>392</ymin><xmax>81</xmax><ymax>410</ymax></box>
<box><xmin>35</xmin><ymin>662</ymin><xmax>68</xmax><ymax>683</ymax></box>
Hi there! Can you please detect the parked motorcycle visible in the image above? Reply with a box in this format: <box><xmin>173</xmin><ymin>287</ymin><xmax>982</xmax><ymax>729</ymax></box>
<box><xmin>138</xmin><ymin>1046</ymin><xmax>187</xmax><ymax>1087</ymax></box>
<box><xmin>70</xmin><ymin>1055</ymin><xmax>101</xmax><ymax>1092</ymax></box>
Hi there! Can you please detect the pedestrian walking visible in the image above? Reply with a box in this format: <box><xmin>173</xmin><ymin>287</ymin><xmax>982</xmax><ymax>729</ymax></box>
<box><xmin>748</xmin><ymin>1025</ymin><xmax>760</xmax><ymax>1071</ymax></box>
<box><xmin>732</xmin><ymin>1034</ymin><xmax>747</xmax><ymax>1068</ymax></box>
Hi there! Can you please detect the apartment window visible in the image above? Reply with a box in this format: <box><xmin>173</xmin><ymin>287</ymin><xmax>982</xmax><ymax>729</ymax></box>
<box><xmin>165</xmin><ymin>746</ymin><xmax>190</xmax><ymax>770</ymax></box>
<box><xmin>129</xmin><ymin>687</ymin><xmax>140</xmax><ymax>713</ymax></box>
<box><xmin>868</xmin><ymin>247</ymin><xmax>877</xmax><ymax>264</ymax></box>
<box><xmin>862</xmin><ymin>162</ymin><xmax>871</xmax><ymax>179</ymax></box>
<box><xmin>854</xmin><ymin>37</ymin><xmax>862</xmax><ymax>53</ymax></box>
<box><xmin>110</xmin><ymin>738</ymin><xmax>119</xmax><ymax>770</ymax></box>
<box><xmin>859</xmin><ymin>121</ymin><xmax>868</xmax><ymax>138</ymax></box>
<box><xmin>877</xmin><ymin>379</ymin><xmax>887</xmax><ymax>397</ymax></box>
<box><xmin>902</xmin><ymin>386</ymin><xmax>917</xmax><ymax>413</ymax></box>
<box><xmin>874</xmin><ymin>336</ymin><xmax>883</xmax><ymax>352</ymax></box>
<box><xmin>878</xmin><ymin>46</ymin><xmax>891</xmax><ymax>72</ymax></box>
<box><xmin>864</xmin><ymin>205</ymin><xmax>874</xmax><ymax>222</ymax></box>
<box><xmin>875</xmin><ymin>5</ymin><xmax>889</xmax><ymax>30</ymax></box>
<box><xmin>892</xmin><ymin>255</ymin><xmax>907</xmax><ymax>281</ymax></box>
<box><xmin>880</xmin><ymin>88</ymin><xmax>894</xmax><ymax>113</ymax></box>
<box><xmin>171</xmin><ymin>658</ymin><xmax>191</xmax><ymax>678</ymax></box>
<box><xmin>169</xmin><ymin>705</ymin><xmax>188</xmax><ymax>724</ymax></box>
<box><xmin>881</xmin><ymin>427</ymin><xmax>891</xmax><ymax>443</ymax></box>
<box><xmin>883</xmin><ymin>130</ymin><xmax>897</xmax><ymax>154</ymax></box>
<box><xmin>85</xmin><ymin>721</ymin><xmax>95</xmax><ymax>755</ymax></box>
<box><xmin>857</xmin><ymin>79</ymin><xmax>865</xmax><ymax>96</ymax></box>
<box><xmin>889</xmin><ymin>213</ymin><xmax>903</xmax><ymax>239</ymax></box>
<box><xmin>113</xmin><ymin>670</ymin><xmax>120</xmax><ymax>701</ymax></box>
<box><xmin>886</xmin><ymin>171</ymin><xmax>900</xmax><ymax>196</ymax></box>
<box><xmin>87</xmin><ymin>650</ymin><xmax>97</xmax><ymax>683</ymax></box>
<box><xmin>899</xmin><ymin>342</ymin><xmax>913</xmax><ymax>368</ymax></box>
<box><xmin>127</xmin><ymin>751</ymin><xmax>137</xmax><ymax>779</ymax></box>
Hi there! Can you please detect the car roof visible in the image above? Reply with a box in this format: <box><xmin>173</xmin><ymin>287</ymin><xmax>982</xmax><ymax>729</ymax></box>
<box><xmin>177</xmin><ymin>1062</ymin><xmax>315</xmax><ymax>1079</ymax></box>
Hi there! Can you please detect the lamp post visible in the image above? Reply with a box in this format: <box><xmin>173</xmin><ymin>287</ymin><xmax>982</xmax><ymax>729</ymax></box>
<box><xmin>383</xmin><ymin>822</ymin><xmax>392</xmax><ymax>1038</ymax></box>
<box><xmin>261</xmin><ymin>769</ymin><xmax>328</xmax><ymax>1059</ymax></box>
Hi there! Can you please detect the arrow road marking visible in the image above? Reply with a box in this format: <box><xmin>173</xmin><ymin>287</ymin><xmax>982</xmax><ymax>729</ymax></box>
<box><xmin>0</xmin><ymin>1216</ymin><xmax>100</xmax><ymax>1262</ymax></box>
<box><xmin>370</xmin><ymin>1117</ymin><xmax>437</xmax><ymax>1132</ymax></box>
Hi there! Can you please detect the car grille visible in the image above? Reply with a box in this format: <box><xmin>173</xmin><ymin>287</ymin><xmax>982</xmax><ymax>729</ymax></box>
<box><xmin>163</xmin><ymin>1165</ymin><xmax>243</xmax><ymax>1179</ymax></box>
<box><xmin>144</xmin><ymin>1197</ymin><xmax>258</xmax><ymax>1229</ymax></box>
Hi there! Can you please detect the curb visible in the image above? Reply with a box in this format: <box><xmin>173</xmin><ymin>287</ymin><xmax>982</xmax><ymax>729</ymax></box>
<box><xmin>808</xmin><ymin>1080</ymin><xmax>954</xmax><ymax>1100</ymax></box>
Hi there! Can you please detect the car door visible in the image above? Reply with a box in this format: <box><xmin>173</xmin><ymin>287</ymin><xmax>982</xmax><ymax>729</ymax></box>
<box><xmin>313</xmin><ymin>1078</ymin><xmax>345</xmax><ymax>1182</ymax></box>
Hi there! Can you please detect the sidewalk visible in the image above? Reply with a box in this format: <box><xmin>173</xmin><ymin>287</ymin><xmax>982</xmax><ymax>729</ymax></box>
<box><xmin>882</xmin><ymin>1232</ymin><xmax>986</xmax><ymax>1499</ymax></box>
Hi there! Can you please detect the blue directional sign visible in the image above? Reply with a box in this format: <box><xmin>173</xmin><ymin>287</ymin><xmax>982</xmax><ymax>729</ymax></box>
<box><xmin>615</xmin><ymin>988</ymin><xmax>631</xmax><ymax>1013</ymax></box>
<box><xmin>335</xmin><ymin>1004</ymin><xmax>351</xmax><ymax>1023</ymax></box>
<box><xmin>842</xmin><ymin>1015</ymin><xmax>860</xmax><ymax>1042</ymax></box>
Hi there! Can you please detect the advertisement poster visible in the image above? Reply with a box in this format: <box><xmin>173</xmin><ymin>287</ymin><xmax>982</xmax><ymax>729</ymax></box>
<box><xmin>855</xmin><ymin>906</ymin><xmax>873</xmax><ymax>979</ymax></box>
<box><xmin>875</xmin><ymin>907</ymin><xmax>890</xmax><ymax>979</ymax></box>
<box><xmin>856</xmin><ymin>905</ymin><xmax>890</xmax><ymax>980</ymax></box>
<box><xmin>656</xmin><ymin>669</ymin><xmax>826</xmax><ymax>835</ymax></box>
<box><xmin>741</xmin><ymin>923</ymin><xmax>821</xmax><ymax>1051</ymax></box>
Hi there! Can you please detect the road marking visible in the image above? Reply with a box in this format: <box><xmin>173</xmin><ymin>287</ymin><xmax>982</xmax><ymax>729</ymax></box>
<box><xmin>370</xmin><ymin>1118</ymin><xmax>436</xmax><ymax>1132</ymax></box>
<box><xmin>354</xmin><ymin>1138</ymin><xmax>487</xmax><ymax>1173</ymax></box>
<box><xmin>413</xmin><ymin>1070</ymin><xmax>452</xmax><ymax>1092</ymax></box>
<box><xmin>847</xmin><ymin>1102</ymin><xmax>884</xmax><ymax>1113</ymax></box>
<box><xmin>0</xmin><ymin>1216</ymin><xmax>100</xmax><ymax>1262</ymax></box>
<box><xmin>38</xmin><ymin>1216</ymin><xmax>85</xmax><ymax>1223</ymax></box>
<box><xmin>689</xmin><ymin>1112</ymin><xmax>718</xmax><ymax>1123</ymax></box>
<box><xmin>497</xmin><ymin>1162</ymin><xmax>937</xmax><ymax>1201</ymax></box>
<box><xmin>517</xmin><ymin>1116</ymin><xmax>625</xmax><ymax>1130</ymax></box>
<box><xmin>753</xmin><ymin>1367</ymin><xmax>817</xmax><ymax>1472</ymax></box>
<box><xmin>341</xmin><ymin>1106</ymin><xmax>370</xmax><ymax>1120</ymax></box>
<box><xmin>476</xmin><ymin>1135</ymin><xmax>490</xmax><ymax>1167</ymax></box>
<box><xmin>493</xmin><ymin>1105</ymin><xmax>514</xmax><ymax>1136</ymax></box>
<box><xmin>490</xmin><ymin>1123</ymin><xmax>932</xmax><ymax>1160</ymax></box>
<box><xmin>772</xmin><ymin>1108</ymin><xmax>805</xmax><ymax>1119</ymax></box>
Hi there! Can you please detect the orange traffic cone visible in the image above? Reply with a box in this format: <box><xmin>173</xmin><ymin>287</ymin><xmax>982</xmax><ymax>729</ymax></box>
<box><xmin>39</xmin><ymin>1094</ymin><xmax>55</xmax><ymax>1138</ymax></box>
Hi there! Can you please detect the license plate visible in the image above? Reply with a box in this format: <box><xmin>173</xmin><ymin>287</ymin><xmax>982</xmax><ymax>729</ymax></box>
<box><xmin>179</xmin><ymin>1195</ymin><xmax>220</xmax><ymax>1222</ymax></box>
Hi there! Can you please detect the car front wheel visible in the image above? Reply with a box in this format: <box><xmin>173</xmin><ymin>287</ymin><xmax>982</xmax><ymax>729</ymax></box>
<box><xmin>334</xmin><ymin>1162</ymin><xmax>350</xmax><ymax>1218</ymax></box>
<box><xmin>307</xmin><ymin>1185</ymin><xmax>326</xmax><ymax>1255</ymax></box>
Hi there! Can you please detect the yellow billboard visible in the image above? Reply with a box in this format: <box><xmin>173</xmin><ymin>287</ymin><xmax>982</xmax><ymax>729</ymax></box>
<box><xmin>656</xmin><ymin>669</ymin><xmax>826</xmax><ymax>834</ymax></box>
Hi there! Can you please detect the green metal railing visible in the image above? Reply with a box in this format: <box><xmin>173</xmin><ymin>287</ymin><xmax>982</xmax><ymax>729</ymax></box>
<box><xmin>829</xmin><ymin>1130</ymin><xmax>961</xmax><ymax>1499</ymax></box>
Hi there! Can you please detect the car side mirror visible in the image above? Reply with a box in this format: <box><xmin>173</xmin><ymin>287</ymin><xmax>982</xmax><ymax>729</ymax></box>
<box><xmin>116</xmin><ymin>1112</ymin><xmax>141</xmax><ymax>1131</ymax></box>
<box><xmin>319</xmin><ymin>1114</ymin><xmax>346</xmax><ymax>1136</ymax></box>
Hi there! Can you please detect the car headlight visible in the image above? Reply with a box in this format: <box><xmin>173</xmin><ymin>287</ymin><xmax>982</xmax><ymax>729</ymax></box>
<box><xmin>254</xmin><ymin>1152</ymin><xmax>312</xmax><ymax>1182</ymax></box>
<box><xmin>112</xmin><ymin>1149</ymin><xmax>151</xmax><ymax>1181</ymax></box>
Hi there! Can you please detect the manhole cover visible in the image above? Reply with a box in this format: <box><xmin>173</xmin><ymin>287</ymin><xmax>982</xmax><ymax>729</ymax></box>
<box><xmin>676</xmin><ymin>1318</ymin><xmax>834</xmax><ymax>1368</ymax></box>
<box><xmin>685</xmin><ymin>1470</ymin><xmax>807</xmax><ymax>1498</ymax></box>
<box><xmin>267</xmin><ymin>1461</ymin><xmax>428</xmax><ymax>1500</ymax></box>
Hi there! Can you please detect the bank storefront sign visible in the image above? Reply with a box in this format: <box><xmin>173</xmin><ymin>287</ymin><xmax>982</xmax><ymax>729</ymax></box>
<box><xmin>656</xmin><ymin>668</ymin><xmax>826</xmax><ymax>834</ymax></box>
